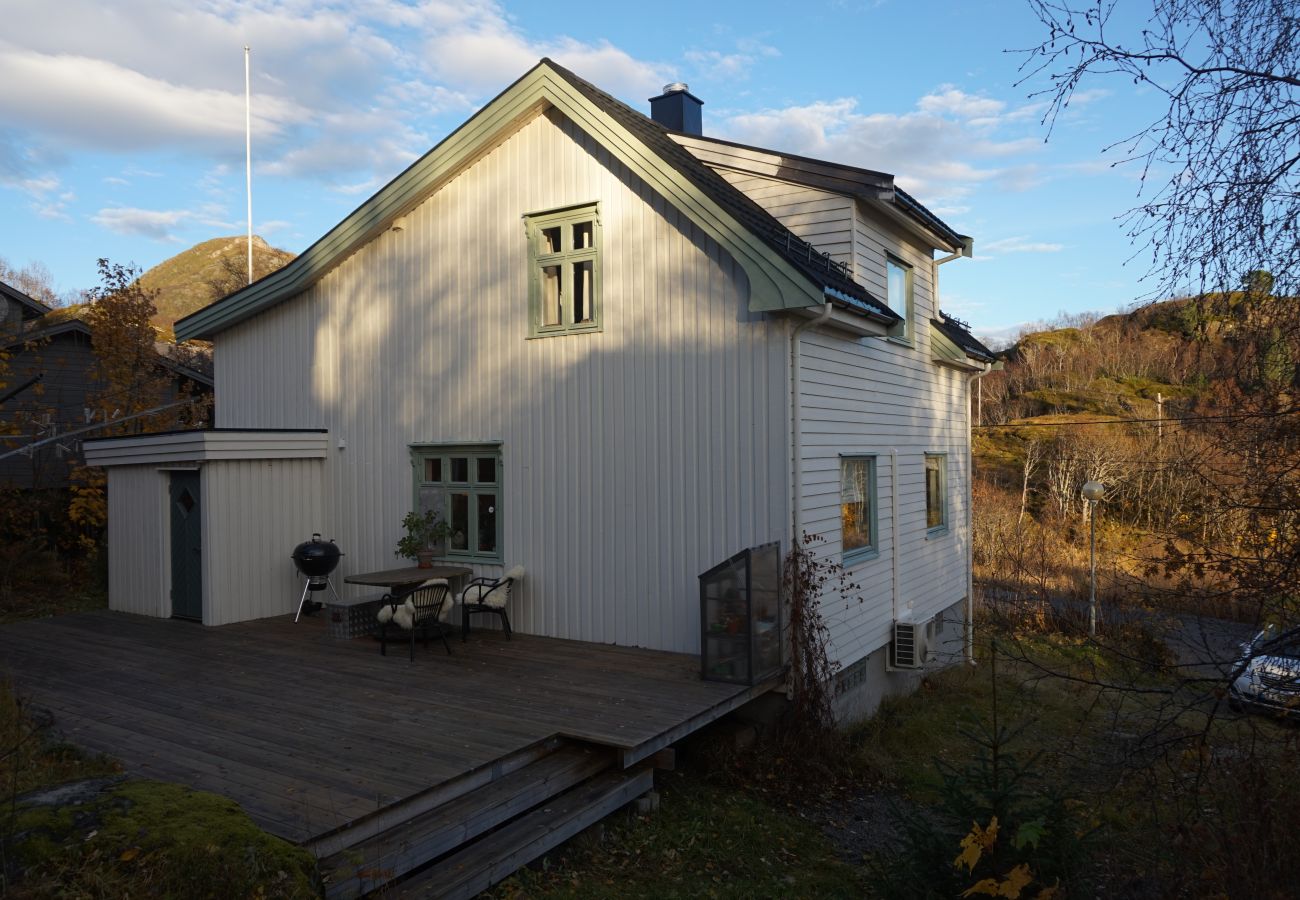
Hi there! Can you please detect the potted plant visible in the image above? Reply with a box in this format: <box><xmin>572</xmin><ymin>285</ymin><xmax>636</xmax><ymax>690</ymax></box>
<box><xmin>395</xmin><ymin>510</ymin><xmax>453</xmax><ymax>568</ymax></box>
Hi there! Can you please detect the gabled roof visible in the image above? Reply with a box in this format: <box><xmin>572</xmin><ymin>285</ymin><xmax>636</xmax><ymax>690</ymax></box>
<box><xmin>550</xmin><ymin>62</ymin><xmax>893</xmax><ymax>319</ymax></box>
<box><xmin>177</xmin><ymin>59</ymin><xmax>900</xmax><ymax>342</ymax></box>
<box><xmin>669</xmin><ymin>132</ymin><xmax>970</xmax><ymax>254</ymax></box>
<box><xmin>1</xmin><ymin>279</ymin><xmax>52</xmax><ymax>320</ymax></box>
<box><xmin>931</xmin><ymin>312</ymin><xmax>995</xmax><ymax>364</ymax></box>
<box><xmin>5</xmin><ymin>310</ymin><xmax>214</xmax><ymax>388</ymax></box>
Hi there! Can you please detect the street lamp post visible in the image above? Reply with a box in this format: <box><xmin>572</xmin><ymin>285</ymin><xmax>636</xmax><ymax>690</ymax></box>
<box><xmin>1081</xmin><ymin>480</ymin><xmax>1106</xmax><ymax>637</ymax></box>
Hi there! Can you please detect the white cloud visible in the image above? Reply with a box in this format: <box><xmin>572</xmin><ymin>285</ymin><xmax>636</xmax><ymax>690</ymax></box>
<box><xmin>91</xmin><ymin>206</ymin><xmax>190</xmax><ymax>241</ymax></box>
<box><xmin>420</xmin><ymin>4</ymin><xmax>668</xmax><ymax>98</ymax></box>
<box><xmin>717</xmin><ymin>84</ymin><xmax>1051</xmax><ymax>212</ymax></box>
<box><xmin>0</xmin><ymin>46</ymin><xmax>306</xmax><ymax>151</ymax></box>
<box><xmin>685</xmin><ymin>38</ymin><xmax>779</xmax><ymax>82</ymax></box>
<box><xmin>981</xmin><ymin>236</ymin><xmax>1065</xmax><ymax>255</ymax></box>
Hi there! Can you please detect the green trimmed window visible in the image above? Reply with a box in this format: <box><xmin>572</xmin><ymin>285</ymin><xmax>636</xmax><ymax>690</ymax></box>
<box><xmin>840</xmin><ymin>455</ymin><xmax>878</xmax><ymax>563</ymax></box>
<box><xmin>411</xmin><ymin>444</ymin><xmax>502</xmax><ymax>561</ymax></box>
<box><xmin>925</xmin><ymin>453</ymin><xmax>947</xmax><ymax>533</ymax></box>
<box><xmin>526</xmin><ymin>203</ymin><xmax>601</xmax><ymax>337</ymax></box>
<box><xmin>886</xmin><ymin>256</ymin><xmax>913</xmax><ymax>343</ymax></box>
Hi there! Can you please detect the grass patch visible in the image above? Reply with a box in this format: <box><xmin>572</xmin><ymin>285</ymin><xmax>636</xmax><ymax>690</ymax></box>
<box><xmin>1</xmin><ymin>680</ymin><xmax>319</xmax><ymax>898</ymax></box>
<box><xmin>490</xmin><ymin>768</ymin><xmax>861</xmax><ymax>900</ymax></box>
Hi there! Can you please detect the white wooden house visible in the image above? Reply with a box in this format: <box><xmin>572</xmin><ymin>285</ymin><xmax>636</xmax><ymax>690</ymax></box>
<box><xmin>85</xmin><ymin>60</ymin><xmax>993</xmax><ymax>719</ymax></box>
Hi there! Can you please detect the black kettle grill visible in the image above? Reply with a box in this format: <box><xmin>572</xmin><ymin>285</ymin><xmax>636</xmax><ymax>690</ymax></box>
<box><xmin>291</xmin><ymin>534</ymin><xmax>343</xmax><ymax>621</ymax></box>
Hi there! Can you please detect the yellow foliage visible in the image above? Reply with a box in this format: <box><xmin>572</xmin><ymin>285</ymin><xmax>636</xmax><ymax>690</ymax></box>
<box><xmin>955</xmin><ymin>816</ymin><xmax>1000</xmax><ymax>872</ymax></box>
<box><xmin>961</xmin><ymin>863</ymin><xmax>1035</xmax><ymax>898</ymax></box>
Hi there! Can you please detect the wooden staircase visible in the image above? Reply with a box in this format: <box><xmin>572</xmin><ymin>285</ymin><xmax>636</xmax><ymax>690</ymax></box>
<box><xmin>317</xmin><ymin>738</ymin><xmax>652</xmax><ymax>899</ymax></box>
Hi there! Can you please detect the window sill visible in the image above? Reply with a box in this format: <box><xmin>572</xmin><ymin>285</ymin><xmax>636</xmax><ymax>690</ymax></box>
<box><xmin>526</xmin><ymin>323</ymin><xmax>602</xmax><ymax>340</ymax></box>
<box><xmin>885</xmin><ymin>335</ymin><xmax>914</xmax><ymax>348</ymax></box>
<box><xmin>843</xmin><ymin>547</ymin><xmax>880</xmax><ymax>567</ymax></box>
<box><xmin>925</xmin><ymin>526</ymin><xmax>949</xmax><ymax>540</ymax></box>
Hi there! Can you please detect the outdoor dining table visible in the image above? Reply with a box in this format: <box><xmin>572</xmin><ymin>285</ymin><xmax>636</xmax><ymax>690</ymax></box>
<box><xmin>341</xmin><ymin>565</ymin><xmax>473</xmax><ymax>645</ymax></box>
<box><xmin>343</xmin><ymin>565</ymin><xmax>473</xmax><ymax>593</ymax></box>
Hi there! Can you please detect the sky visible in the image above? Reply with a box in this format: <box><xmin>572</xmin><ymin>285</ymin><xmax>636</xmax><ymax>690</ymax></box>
<box><xmin>0</xmin><ymin>0</ymin><xmax>1171</xmax><ymax>343</ymax></box>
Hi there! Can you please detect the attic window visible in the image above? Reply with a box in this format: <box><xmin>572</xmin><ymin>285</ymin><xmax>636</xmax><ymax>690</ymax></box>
<box><xmin>525</xmin><ymin>203</ymin><xmax>601</xmax><ymax>338</ymax></box>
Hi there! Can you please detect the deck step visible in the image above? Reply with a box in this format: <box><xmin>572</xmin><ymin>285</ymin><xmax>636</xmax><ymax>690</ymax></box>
<box><xmin>321</xmin><ymin>742</ymin><xmax>613</xmax><ymax>899</ymax></box>
<box><xmin>305</xmin><ymin>737</ymin><xmax>563</xmax><ymax>861</ymax></box>
<box><xmin>394</xmin><ymin>766</ymin><xmax>654</xmax><ymax>900</ymax></box>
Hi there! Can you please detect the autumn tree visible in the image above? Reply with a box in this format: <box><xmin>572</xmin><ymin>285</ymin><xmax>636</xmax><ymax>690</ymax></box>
<box><xmin>66</xmin><ymin>260</ymin><xmax>209</xmax><ymax>551</ymax></box>
<box><xmin>1019</xmin><ymin>0</ymin><xmax>1300</xmax><ymax>302</ymax></box>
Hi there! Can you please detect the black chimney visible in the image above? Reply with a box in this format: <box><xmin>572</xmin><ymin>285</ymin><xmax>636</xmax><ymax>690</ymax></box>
<box><xmin>649</xmin><ymin>83</ymin><xmax>703</xmax><ymax>135</ymax></box>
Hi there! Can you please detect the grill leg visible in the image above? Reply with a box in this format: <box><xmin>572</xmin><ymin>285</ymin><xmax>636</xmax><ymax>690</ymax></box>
<box><xmin>294</xmin><ymin>579</ymin><xmax>312</xmax><ymax>623</ymax></box>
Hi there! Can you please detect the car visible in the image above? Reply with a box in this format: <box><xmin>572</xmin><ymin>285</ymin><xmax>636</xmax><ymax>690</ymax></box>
<box><xmin>1228</xmin><ymin>626</ymin><xmax>1300</xmax><ymax>719</ymax></box>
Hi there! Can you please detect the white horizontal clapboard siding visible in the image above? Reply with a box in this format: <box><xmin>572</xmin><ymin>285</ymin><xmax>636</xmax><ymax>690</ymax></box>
<box><xmin>214</xmin><ymin>108</ymin><xmax>789</xmax><ymax>653</ymax></box>
<box><xmin>714</xmin><ymin>160</ymin><xmax>971</xmax><ymax>669</ymax></box>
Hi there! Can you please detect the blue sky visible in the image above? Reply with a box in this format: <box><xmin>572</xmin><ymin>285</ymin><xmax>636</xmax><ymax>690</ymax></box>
<box><xmin>0</xmin><ymin>0</ymin><xmax>1169</xmax><ymax>342</ymax></box>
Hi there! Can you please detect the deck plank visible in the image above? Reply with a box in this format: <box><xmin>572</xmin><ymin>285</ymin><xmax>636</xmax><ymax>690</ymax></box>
<box><xmin>0</xmin><ymin>610</ymin><xmax>760</xmax><ymax>844</ymax></box>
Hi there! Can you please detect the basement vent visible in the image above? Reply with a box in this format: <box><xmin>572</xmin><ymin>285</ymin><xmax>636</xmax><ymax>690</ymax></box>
<box><xmin>834</xmin><ymin>656</ymin><xmax>869</xmax><ymax>697</ymax></box>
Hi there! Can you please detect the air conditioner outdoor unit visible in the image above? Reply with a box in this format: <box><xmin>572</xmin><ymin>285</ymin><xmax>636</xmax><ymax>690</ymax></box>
<box><xmin>891</xmin><ymin>616</ymin><xmax>929</xmax><ymax>670</ymax></box>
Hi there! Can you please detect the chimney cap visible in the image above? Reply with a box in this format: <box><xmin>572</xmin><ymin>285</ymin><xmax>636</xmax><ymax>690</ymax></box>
<box><xmin>662</xmin><ymin>82</ymin><xmax>689</xmax><ymax>94</ymax></box>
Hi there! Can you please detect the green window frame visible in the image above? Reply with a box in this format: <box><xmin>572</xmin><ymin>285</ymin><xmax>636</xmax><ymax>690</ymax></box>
<box><xmin>410</xmin><ymin>443</ymin><xmax>503</xmax><ymax>562</ymax></box>
<box><xmin>525</xmin><ymin>202</ymin><xmax>602</xmax><ymax>338</ymax></box>
<box><xmin>925</xmin><ymin>452</ymin><xmax>947</xmax><ymax>534</ymax></box>
<box><xmin>886</xmin><ymin>256</ymin><xmax>913</xmax><ymax>344</ymax></box>
<box><xmin>840</xmin><ymin>455</ymin><xmax>879</xmax><ymax>564</ymax></box>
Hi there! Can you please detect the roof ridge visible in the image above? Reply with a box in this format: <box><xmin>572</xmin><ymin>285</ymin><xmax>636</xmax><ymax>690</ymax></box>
<box><xmin>542</xmin><ymin>59</ymin><xmax>893</xmax><ymax>320</ymax></box>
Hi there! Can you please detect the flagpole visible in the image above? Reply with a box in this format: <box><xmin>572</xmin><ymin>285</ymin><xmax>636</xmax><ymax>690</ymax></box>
<box><xmin>245</xmin><ymin>45</ymin><xmax>253</xmax><ymax>285</ymax></box>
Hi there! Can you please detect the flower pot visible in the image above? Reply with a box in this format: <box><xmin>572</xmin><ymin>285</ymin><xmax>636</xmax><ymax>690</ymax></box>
<box><xmin>416</xmin><ymin>549</ymin><xmax>435</xmax><ymax>569</ymax></box>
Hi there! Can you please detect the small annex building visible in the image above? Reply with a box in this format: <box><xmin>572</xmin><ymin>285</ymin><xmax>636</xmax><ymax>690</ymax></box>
<box><xmin>85</xmin><ymin>59</ymin><xmax>994</xmax><ymax>719</ymax></box>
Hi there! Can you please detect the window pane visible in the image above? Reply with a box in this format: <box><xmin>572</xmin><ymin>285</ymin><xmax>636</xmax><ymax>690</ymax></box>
<box><xmin>541</xmin><ymin>225</ymin><xmax>562</xmax><ymax>254</ymax></box>
<box><xmin>572</xmin><ymin>220</ymin><xmax>593</xmax><ymax>250</ymax></box>
<box><xmin>542</xmin><ymin>264</ymin><xmax>562</xmax><ymax>326</ymax></box>
<box><xmin>477</xmin><ymin>493</ymin><xmax>497</xmax><ymax>553</ymax></box>
<box><xmin>841</xmin><ymin>459</ymin><xmax>872</xmax><ymax>553</ymax></box>
<box><xmin>573</xmin><ymin>260</ymin><xmax>593</xmax><ymax>324</ymax></box>
<box><xmin>450</xmin><ymin>493</ymin><xmax>469</xmax><ymax>550</ymax></box>
<box><xmin>926</xmin><ymin>457</ymin><xmax>944</xmax><ymax>529</ymax></box>
<box><xmin>450</xmin><ymin>457</ymin><xmax>469</xmax><ymax>482</ymax></box>
<box><xmin>887</xmin><ymin>260</ymin><xmax>908</xmax><ymax>318</ymax></box>
<box><xmin>424</xmin><ymin>458</ymin><xmax>442</xmax><ymax>482</ymax></box>
<box><xmin>476</xmin><ymin>457</ymin><xmax>496</xmax><ymax>483</ymax></box>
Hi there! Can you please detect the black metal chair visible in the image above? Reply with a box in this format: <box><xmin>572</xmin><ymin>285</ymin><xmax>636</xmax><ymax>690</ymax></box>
<box><xmin>460</xmin><ymin>565</ymin><xmax>524</xmax><ymax>641</ymax></box>
<box><xmin>378</xmin><ymin>579</ymin><xmax>452</xmax><ymax>660</ymax></box>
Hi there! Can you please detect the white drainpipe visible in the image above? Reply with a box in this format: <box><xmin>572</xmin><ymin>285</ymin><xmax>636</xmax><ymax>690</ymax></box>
<box><xmin>790</xmin><ymin>302</ymin><xmax>834</xmax><ymax>544</ymax></box>
<box><xmin>964</xmin><ymin>362</ymin><xmax>993</xmax><ymax>664</ymax></box>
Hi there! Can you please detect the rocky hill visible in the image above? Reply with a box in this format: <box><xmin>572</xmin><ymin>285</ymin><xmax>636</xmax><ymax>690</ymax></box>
<box><xmin>137</xmin><ymin>235</ymin><xmax>294</xmax><ymax>328</ymax></box>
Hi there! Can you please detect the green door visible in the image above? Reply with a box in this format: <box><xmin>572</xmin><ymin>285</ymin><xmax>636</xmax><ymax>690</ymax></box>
<box><xmin>169</xmin><ymin>471</ymin><xmax>203</xmax><ymax>621</ymax></box>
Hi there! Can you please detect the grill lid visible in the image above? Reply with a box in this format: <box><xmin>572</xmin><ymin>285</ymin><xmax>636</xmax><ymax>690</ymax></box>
<box><xmin>291</xmin><ymin>533</ymin><xmax>342</xmax><ymax>577</ymax></box>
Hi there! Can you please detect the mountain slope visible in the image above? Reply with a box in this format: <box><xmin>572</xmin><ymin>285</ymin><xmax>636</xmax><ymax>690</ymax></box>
<box><xmin>137</xmin><ymin>235</ymin><xmax>294</xmax><ymax>328</ymax></box>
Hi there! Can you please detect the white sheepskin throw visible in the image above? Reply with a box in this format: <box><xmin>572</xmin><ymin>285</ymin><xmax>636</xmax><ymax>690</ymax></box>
<box><xmin>503</xmin><ymin>565</ymin><xmax>526</xmax><ymax>582</ymax></box>
<box><xmin>403</xmin><ymin>598</ymin><xmax>416</xmax><ymax>615</ymax></box>
<box><xmin>393</xmin><ymin>606</ymin><xmax>414</xmax><ymax>630</ymax></box>
<box><xmin>376</xmin><ymin>604</ymin><xmax>394</xmax><ymax>624</ymax></box>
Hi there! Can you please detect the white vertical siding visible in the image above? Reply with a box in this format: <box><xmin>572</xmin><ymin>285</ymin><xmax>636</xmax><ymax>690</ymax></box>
<box><xmin>796</xmin><ymin>202</ymin><xmax>970</xmax><ymax>669</ymax></box>
<box><xmin>201</xmin><ymin>458</ymin><xmax>324</xmax><ymax>626</ymax></box>
<box><xmin>214</xmin><ymin>108</ymin><xmax>789</xmax><ymax>652</ymax></box>
<box><xmin>106</xmin><ymin>466</ymin><xmax>168</xmax><ymax>618</ymax></box>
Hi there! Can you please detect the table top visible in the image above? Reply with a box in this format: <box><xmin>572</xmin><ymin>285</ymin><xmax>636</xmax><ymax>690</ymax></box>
<box><xmin>343</xmin><ymin>565</ymin><xmax>473</xmax><ymax>588</ymax></box>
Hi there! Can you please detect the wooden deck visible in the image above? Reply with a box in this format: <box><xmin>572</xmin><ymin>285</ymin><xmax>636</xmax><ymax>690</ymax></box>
<box><xmin>0</xmin><ymin>611</ymin><xmax>769</xmax><ymax>849</ymax></box>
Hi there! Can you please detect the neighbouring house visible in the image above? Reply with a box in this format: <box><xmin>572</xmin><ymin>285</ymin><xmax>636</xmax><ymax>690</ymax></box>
<box><xmin>0</xmin><ymin>283</ymin><xmax>214</xmax><ymax>491</ymax></box>
<box><xmin>84</xmin><ymin>60</ymin><xmax>994</xmax><ymax>719</ymax></box>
